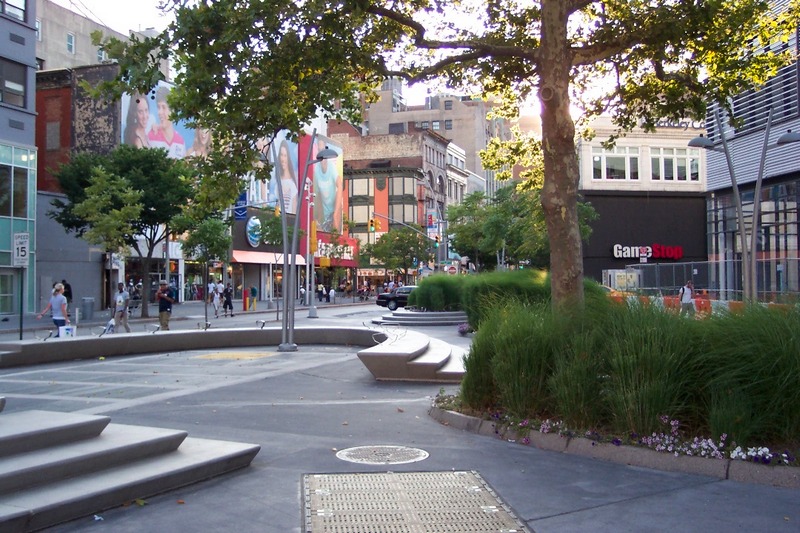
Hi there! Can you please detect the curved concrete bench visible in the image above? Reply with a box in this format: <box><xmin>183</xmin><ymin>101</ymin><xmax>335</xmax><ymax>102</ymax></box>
<box><xmin>0</xmin><ymin>327</ymin><xmax>385</xmax><ymax>369</ymax></box>
<box><xmin>357</xmin><ymin>330</ymin><xmax>464</xmax><ymax>382</ymax></box>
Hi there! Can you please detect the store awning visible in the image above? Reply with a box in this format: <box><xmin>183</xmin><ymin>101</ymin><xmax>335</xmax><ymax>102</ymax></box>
<box><xmin>232</xmin><ymin>251</ymin><xmax>305</xmax><ymax>265</ymax></box>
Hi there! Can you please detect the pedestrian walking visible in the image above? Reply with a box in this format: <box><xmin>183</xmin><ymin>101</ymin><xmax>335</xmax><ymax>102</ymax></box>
<box><xmin>157</xmin><ymin>280</ymin><xmax>174</xmax><ymax>330</ymax></box>
<box><xmin>223</xmin><ymin>283</ymin><xmax>235</xmax><ymax>317</ymax></box>
<box><xmin>112</xmin><ymin>282</ymin><xmax>132</xmax><ymax>333</ymax></box>
<box><xmin>211</xmin><ymin>284</ymin><xmax>221</xmax><ymax>318</ymax></box>
<box><xmin>249</xmin><ymin>285</ymin><xmax>258</xmax><ymax>311</ymax></box>
<box><xmin>679</xmin><ymin>280</ymin><xmax>695</xmax><ymax>317</ymax></box>
<box><xmin>37</xmin><ymin>283</ymin><xmax>70</xmax><ymax>336</ymax></box>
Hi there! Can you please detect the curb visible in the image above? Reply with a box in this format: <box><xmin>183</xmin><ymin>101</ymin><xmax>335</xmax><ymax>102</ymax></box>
<box><xmin>428</xmin><ymin>406</ymin><xmax>799</xmax><ymax>488</ymax></box>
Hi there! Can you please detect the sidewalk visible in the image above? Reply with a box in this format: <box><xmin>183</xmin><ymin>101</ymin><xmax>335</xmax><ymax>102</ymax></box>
<box><xmin>0</xmin><ymin>297</ymin><xmax>371</xmax><ymax>337</ymax></box>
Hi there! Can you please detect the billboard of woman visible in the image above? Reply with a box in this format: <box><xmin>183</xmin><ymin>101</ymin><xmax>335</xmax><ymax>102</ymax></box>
<box><xmin>121</xmin><ymin>82</ymin><xmax>206</xmax><ymax>160</ymax></box>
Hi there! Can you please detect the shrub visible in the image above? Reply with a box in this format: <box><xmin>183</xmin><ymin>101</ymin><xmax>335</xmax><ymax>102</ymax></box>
<box><xmin>602</xmin><ymin>303</ymin><xmax>701</xmax><ymax>436</ymax></box>
<box><xmin>548</xmin><ymin>328</ymin><xmax>608</xmax><ymax>429</ymax></box>
<box><xmin>490</xmin><ymin>300</ymin><xmax>558</xmax><ymax>417</ymax></box>
<box><xmin>457</xmin><ymin>272</ymin><xmax>800</xmax><ymax>451</ymax></box>
<box><xmin>700</xmin><ymin>306</ymin><xmax>800</xmax><ymax>446</ymax></box>
<box><xmin>461</xmin><ymin>270</ymin><xmax>550</xmax><ymax>327</ymax></box>
<box><xmin>460</xmin><ymin>306</ymin><xmax>507</xmax><ymax>411</ymax></box>
<box><xmin>410</xmin><ymin>274</ymin><xmax>466</xmax><ymax>310</ymax></box>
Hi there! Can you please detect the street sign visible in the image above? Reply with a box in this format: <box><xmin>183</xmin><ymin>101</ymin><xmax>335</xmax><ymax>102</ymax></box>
<box><xmin>13</xmin><ymin>232</ymin><xmax>29</xmax><ymax>267</ymax></box>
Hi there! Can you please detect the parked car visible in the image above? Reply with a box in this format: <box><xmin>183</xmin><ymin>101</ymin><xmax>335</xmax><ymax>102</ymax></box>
<box><xmin>376</xmin><ymin>285</ymin><xmax>417</xmax><ymax>311</ymax></box>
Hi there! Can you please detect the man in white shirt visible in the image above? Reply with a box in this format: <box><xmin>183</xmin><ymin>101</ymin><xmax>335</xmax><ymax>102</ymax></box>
<box><xmin>679</xmin><ymin>280</ymin><xmax>695</xmax><ymax>317</ymax></box>
<box><xmin>113</xmin><ymin>282</ymin><xmax>132</xmax><ymax>333</ymax></box>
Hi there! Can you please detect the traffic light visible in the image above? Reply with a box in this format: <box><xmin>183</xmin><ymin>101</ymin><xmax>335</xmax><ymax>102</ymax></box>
<box><xmin>274</xmin><ymin>204</ymin><xmax>281</xmax><ymax>217</ymax></box>
<box><xmin>368</xmin><ymin>218</ymin><xmax>375</xmax><ymax>232</ymax></box>
<box><xmin>374</xmin><ymin>219</ymin><xmax>381</xmax><ymax>232</ymax></box>
<box><xmin>434</xmin><ymin>235</ymin><xmax>440</xmax><ymax>248</ymax></box>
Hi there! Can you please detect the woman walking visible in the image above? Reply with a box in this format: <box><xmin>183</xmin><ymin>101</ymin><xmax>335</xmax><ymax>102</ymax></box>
<box><xmin>36</xmin><ymin>283</ymin><xmax>70</xmax><ymax>336</ymax></box>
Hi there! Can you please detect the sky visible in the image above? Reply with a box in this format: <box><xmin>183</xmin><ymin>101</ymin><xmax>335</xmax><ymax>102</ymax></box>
<box><xmin>51</xmin><ymin>0</ymin><xmax>172</xmax><ymax>35</ymax></box>
<box><xmin>50</xmin><ymin>0</ymin><xmax>452</xmax><ymax>107</ymax></box>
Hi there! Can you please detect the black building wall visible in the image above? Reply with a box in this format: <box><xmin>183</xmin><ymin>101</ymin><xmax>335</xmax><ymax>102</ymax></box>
<box><xmin>581</xmin><ymin>191</ymin><xmax>707</xmax><ymax>282</ymax></box>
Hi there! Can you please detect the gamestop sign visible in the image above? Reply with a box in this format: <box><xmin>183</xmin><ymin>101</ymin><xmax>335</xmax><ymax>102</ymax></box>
<box><xmin>613</xmin><ymin>243</ymin><xmax>683</xmax><ymax>261</ymax></box>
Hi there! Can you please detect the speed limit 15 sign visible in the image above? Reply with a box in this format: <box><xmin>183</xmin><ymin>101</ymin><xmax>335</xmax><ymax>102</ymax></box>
<box><xmin>13</xmin><ymin>232</ymin><xmax>29</xmax><ymax>267</ymax></box>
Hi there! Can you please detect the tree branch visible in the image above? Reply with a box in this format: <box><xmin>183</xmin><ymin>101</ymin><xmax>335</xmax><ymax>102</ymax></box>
<box><xmin>366</xmin><ymin>4</ymin><xmax>539</xmax><ymax>69</ymax></box>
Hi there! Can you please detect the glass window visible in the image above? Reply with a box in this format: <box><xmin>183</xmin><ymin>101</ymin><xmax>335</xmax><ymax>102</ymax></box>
<box><xmin>444</xmin><ymin>100</ymin><xmax>453</xmax><ymax>110</ymax></box>
<box><xmin>3</xmin><ymin>0</ymin><xmax>25</xmax><ymax>21</ymax></box>
<box><xmin>651</xmin><ymin>148</ymin><xmax>700</xmax><ymax>182</ymax></box>
<box><xmin>97</xmin><ymin>49</ymin><xmax>106</xmax><ymax>63</ymax></box>
<box><xmin>0</xmin><ymin>165</ymin><xmax>11</xmax><ymax>217</ymax></box>
<box><xmin>36</xmin><ymin>19</ymin><xmax>41</xmax><ymax>41</ymax></box>
<box><xmin>349</xmin><ymin>177</ymin><xmax>371</xmax><ymax>196</ymax></box>
<box><xmin>421</xmin><ymin>121</ymin><xmax>429</xmax><ymax>130</ymax></box>
<box><xmin>432</xmin><ymin>121</ymin><xmax>440</xmax><ymax>130</ymax></box>
<box><xmin>67</xmin><ymin>33</ymin><xmax>76</xmax><ymax>54</ymax></box>
<box><xmin>12</xmin><ymin>167</ymin><xmax>26</xmax><ymax>218</ymax></box>
<box><xmin>0</xmin><ymin>59</ymin><xmax>26</xmax><ymax>108</ymax></box>
<box><xmin>445</xmin><ymin>119</ymin><xmax>453</xmax><ymax>130</ymax></box>
<box><xmin>591</xmin><ymin>147</ymin><xmax>639</xmax><ymax>180</ymax></box>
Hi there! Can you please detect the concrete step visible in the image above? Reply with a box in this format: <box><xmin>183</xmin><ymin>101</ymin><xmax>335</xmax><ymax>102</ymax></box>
<box><xmin>0</xmin><ymin>436</ymin><xmax>261</xmax><ymax>532</ymax></box>
<box><xmin>405</xmin><ymin>338</ymin><xmax>454</xmax><ymax>381</ymax></box>
<box><xmin>372</xmin><ymin>309</ymin><xmax>468</xmax><ymax>327</ymax></box>
<box><xmin>0</xmin><ymin>411</ymin><xmax>111</xmax><ymax>457</ymax></box>
<box><xmin>436</xmin><ymin>346</ymin><xmax>467</xmax><ymax>382</ymax></box>
<box><xmin>0</xmin><ymin>424</ymin><xmax>188</xmax><ymax>494</ymax></box>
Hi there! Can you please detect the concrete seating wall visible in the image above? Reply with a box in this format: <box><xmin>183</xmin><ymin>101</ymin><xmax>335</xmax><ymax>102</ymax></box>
<box><xmin>0</xmin><ymin>327</ymin><xmax>385</xmax><ymax>369</ymax></box>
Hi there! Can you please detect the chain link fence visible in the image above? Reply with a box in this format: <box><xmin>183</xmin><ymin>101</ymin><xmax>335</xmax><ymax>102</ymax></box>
<box><xmin>607</xmin><ymin>259</ymin><xmax>800</xmax><ymax>304</ymax></box>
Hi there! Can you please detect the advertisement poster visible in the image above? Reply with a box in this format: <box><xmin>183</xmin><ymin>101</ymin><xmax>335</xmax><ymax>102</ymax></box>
<box><xmin>121</xmin><ymin>81</ymin><xmax>210</xmax><ymax>160</ymax></box>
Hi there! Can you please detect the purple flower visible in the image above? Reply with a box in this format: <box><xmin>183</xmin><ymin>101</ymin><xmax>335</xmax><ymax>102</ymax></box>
<box><xmin>612</xmin><ymin>438</ymin><xmax>622</xmax><ymax>446</ymax></box>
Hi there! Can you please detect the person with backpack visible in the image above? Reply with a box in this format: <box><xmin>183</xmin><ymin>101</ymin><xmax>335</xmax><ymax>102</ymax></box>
<box><xmin>679</xmin><ymin>280</ymin><xmax>695</xmax><ymax>317</ymax></box>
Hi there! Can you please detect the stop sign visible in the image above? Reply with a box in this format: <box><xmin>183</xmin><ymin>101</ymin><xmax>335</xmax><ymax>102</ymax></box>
<box><xmin>448</xmin><ymin>265</ymin><xmax>457</xmax><ymax>274</ymax></box>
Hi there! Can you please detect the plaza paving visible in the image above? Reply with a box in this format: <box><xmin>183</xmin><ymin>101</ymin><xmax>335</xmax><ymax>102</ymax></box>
<box><xmin>0</xmin><ymin>302</ymin><xmax>796</xmax><ymax>532</ymax></box>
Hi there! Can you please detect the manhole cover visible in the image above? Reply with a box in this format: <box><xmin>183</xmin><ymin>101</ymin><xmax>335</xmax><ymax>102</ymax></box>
<box><xmin>303</xmin><ymin>471</ymin><xmax>529</xmax><ymax>532</ymax></box>
<box><xmin>335</xmin><ymin>445</ymin><xmax>429</xmax><ymax>465</ymax></box>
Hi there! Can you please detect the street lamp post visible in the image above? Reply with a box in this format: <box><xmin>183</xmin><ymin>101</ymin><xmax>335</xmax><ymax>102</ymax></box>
<box><xmin>263</xmin><ymin>130</ymin><xmax>337</xmax><ymax>351</ymax></box>
<box><xmin>689</xmin><ymin>107</ymin><xmax>800</xmax><ymax>302</ymax></box>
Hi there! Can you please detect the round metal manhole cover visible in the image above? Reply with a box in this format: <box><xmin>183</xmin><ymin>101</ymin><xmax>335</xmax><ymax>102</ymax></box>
<box><xmin>335</xmin><ymin>445</ymin><xmax>429</xmax><ymax>465</ymax></box>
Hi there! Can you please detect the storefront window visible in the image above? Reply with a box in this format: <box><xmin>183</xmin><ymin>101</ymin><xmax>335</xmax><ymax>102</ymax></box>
<box><xmin>592</xmin><ymin>146</ymin><xmax>639</xmax><ymax>180</ymax></box>
<box><xmin>651</xmin><ymin>148</ymin><xmax>700</xmax><ymax>181</ymax></box>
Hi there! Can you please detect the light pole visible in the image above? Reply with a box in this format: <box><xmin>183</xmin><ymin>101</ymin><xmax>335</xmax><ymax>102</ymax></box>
<box><xmin>689</xmin><ymin>107</ymin><xmax>800</xmax><ymax>302</ymax></box>
<box><xmin>262</xmin><ymin>130</ymin><xmax>337</xmax><ymax>350</ymax></box>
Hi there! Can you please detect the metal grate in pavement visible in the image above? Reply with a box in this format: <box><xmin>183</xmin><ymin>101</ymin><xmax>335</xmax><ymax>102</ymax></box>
<box><xmin>335</xmin><ymin>445</ymin><xmax>429</xmax><ymax>465</ymax></box>
<box><xmin>303</xmin><ymin>470</ymin><xmax>528</xmax><ymax>533</ymax></box>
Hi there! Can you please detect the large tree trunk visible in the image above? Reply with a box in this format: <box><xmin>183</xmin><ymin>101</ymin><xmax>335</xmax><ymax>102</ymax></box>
<box><xmin>539</xmin><ymin>1</ymin><xmax>583</xmax><ymax>309</ymax></box>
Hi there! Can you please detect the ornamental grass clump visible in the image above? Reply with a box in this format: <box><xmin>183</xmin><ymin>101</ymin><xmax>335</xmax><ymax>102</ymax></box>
<box><xmin>456</xmin><ymin>273</ymin><xmax>800</xmax><ymax>460</ymax></box>
<box><xmin>699</xmin><ymin>306</ymin><xmax>800</xmax><ymax>447</ymax></box>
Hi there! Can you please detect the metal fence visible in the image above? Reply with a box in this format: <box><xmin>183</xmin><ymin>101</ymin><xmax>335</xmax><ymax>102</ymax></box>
<box><xmin>615</xmin><ymin>259</ymin><xmax>800</xmax><ymax>303</ymax></box>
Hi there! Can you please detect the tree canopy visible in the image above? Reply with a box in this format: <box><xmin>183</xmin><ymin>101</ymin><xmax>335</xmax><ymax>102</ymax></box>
<box><xmin>51</xmin><ymin>145</ymin><xmax>194</xmax><ymax>315</ymax></box>
<box><xmin>94</xmin><ymin>0</ymin><xmax>800</xmax><ymax>308</ymax></box>
<box><xmin>369</xmin><ymin>226</ymin><xmax>434</xmax><ymax>280</ymax></box>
